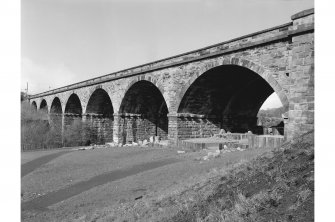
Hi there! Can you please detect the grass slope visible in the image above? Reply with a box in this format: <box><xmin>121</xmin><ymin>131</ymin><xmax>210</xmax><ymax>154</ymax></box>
<box><xmin>165</xmin><ymin>131</ymin><xmax>314</xmax><ymax>222</ymax></box>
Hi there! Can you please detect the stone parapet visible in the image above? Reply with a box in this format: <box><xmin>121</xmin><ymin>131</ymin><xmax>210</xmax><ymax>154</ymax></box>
<box><xmin>29</xmin><ymin>9</ymin><xmax>313</xmax><ymax>99</ymax></box>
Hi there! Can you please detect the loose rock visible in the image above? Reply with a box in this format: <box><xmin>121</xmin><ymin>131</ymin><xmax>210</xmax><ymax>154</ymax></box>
<box><xmin>142</xmin><ymin>140</ymin><xmax>149</xmax><ymax>146</ymax></box>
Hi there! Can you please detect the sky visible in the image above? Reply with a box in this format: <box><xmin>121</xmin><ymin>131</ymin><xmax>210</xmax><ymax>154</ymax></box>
<box><xmin>21</xmin><ymin>0</ymin><xmax>314</xmax><ymax>109</ymax></box>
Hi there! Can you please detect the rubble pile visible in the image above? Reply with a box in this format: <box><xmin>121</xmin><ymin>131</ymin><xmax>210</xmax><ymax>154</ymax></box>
<box><xmin>201</xmin><ymin>145</ymin><xmax>246</xmax><ymax>161</ymax></box>
<box><xmin>92</xmin><ymin>136</ymin><xmax>168</xmax><ymax>149</ymax></box>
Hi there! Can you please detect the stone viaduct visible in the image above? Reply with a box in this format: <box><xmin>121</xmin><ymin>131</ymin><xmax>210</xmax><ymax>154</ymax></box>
<box><xmin>29</xmin><ymin>9</ymin><xmax>314</xmax><ymax>146</ymax></box>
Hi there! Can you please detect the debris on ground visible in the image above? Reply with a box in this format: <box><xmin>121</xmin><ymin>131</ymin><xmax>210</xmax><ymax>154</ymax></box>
<box><xmin>78</xmin><ymin>136</ymin><xmax>168</xmax><ymax>150</ymax></box>
<box><xmin>106</xmin><ymin>142</ymin><xmax>118</xmax><ymax>147</ymax></box>
<box><xmin>142</xmin><ymin>140</ymin><xmax>149</xmax><ymax>146</ymax></box>
<box><xmin>198</xmin><ymin>145</ymin><xmax>249</xmax><ymax>161</ymax></box>
<box><xmin>77</xmin><ymin>146</ymin><xmax>94</xmax><ymax>151</ymax></box>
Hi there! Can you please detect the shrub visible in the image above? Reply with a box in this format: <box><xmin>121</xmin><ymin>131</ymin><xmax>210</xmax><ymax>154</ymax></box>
<box><xmin>63</xmin><ymin>118</ymin><xmax>85</xmax><ymax>147</ymax></box>
<box><xmin>21</xmin><ymin>101</ymin><xmax>85</xmax><ymax>150</ymax></box>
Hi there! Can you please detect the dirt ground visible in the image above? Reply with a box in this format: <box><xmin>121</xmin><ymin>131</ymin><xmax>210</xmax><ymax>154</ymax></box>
<box><xmin>21</xmin><ymin>145</ymin><xmax>270</xmax><ymax>222</ymax></box>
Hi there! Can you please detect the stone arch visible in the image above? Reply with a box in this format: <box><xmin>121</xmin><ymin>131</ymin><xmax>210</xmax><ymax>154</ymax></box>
<box><xmin>119</xmin><ymin>75</ymin><xmax>169</xmax><ymax>113</ymax></box>
<box><xmin>86</xmin><ymin>87</ymin><xmax>114</xmax><ymax>116</ymax></box>
<box><xmin>176</xmin><ymin>57</ymin><xmax>289</xmax><ymax>113</ymax></box>
<box><xmin>118</xmin><ymin>80</ymin><xmax>169</xmax><ymax>143</ymax></box>
<box><xmin>49</xmin><ymin>97</ymin><xmax>63</xmax><ymax>146</ymax></box>
<box><xmin>50</xmin><ymin>97</ymin><xmax>63</xmax><ymax>114</ymax></box>
<box><xmin>39</xmin><ymin>99</ymin><xmax>48</xmax><ymax>113</ymax></box>
<box><xmin>31</xmin><ymin>101</ymin><xmax>37</xmax><ymax>110</ymax></box>
<box><xmin>175</xmin><ymin>57</ymin><xmax>289</xmax><ymax>138</ymax></box>
<box><xmin>53</xmin><ymin>92</ymin><xmax>70</xmax><ymax>113</ymax></box>
<box><xmin>63</xmin><ymin>93</ymin><xmax>83</xmax><ymax>146</ymax></box>
<box><xmin>65</xmin><ymin>93</ymin><xmax>82</xmax><ymax>114</ymax></box>
<box><xmin>84</xmin><ymin>88</ymin><xmax>114</xmax><ymax>145</ymax></box>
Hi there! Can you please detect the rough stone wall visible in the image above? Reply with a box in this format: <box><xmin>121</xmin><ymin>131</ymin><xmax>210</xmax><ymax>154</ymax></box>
<box><xmin>177</xmin><ymin>116</ymin><xmax>221</xmax><ymax>140</ymax></box>
<box><xmin>121</xmin><ymin>117</ymin><xmax>155</xmax><ymax>143</ymax></box>
<box><xmin>157</xmin><ymin>116</ymin><xmax>168</xmax><ymax>140</ymax></box>
<box><xmin>117</xmin><ymin>116</ymin><xmax>168</xmax><ymax>144</ymax></box>
<box><xmin>285</xmin><ymin>12</ymin><xmax>314</xmax><ymax>140</ymax></box>
<box><xmin>221</xmin><ymin>116</ymin><xmax>259</xmax><ymax>134</ymax></box>
<box><xmin>29</xmin><ymin>9</ymin><xmax>314</xmax><ymax>145</ymax></box>
<box><xmin>83</xmin><ymin>116</ymin><xmax>114</xmax><ymax>145</ymax></box>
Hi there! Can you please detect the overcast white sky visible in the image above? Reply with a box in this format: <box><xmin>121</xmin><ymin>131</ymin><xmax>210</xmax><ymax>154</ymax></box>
<box><xmin>21</xmin><ymin>0</ymin><xmax>314</xmax><ymax>109</ymax></box>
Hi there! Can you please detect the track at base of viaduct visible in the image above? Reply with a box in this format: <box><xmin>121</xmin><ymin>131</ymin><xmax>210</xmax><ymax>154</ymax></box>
<box><xmin>29</xmin><ymin>9</ymin><xmax>314</xmax><ymax>146</ymax></box>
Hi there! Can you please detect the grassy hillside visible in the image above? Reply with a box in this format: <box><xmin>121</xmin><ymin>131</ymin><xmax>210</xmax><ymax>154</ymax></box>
<box><xmin>165</xmin><ymin>131</ymin><xmax>314</xmax><ymax>222</ymax></box>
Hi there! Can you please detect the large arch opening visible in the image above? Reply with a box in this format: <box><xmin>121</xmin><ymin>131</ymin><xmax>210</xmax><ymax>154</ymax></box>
<box><xmin>64</xmin><ymin>94</ymin><xmax>83</xmax><ymax>146</ymax></box>
<box><xmin>49</xmin><ymin>97</ymin><xmax>63</xmax><ymax>147</ymax></box>
<box><xmin>85</xmin><ymin>88</ymin><xmax>114</xmax><ymax>145</ymax></box>
<box><xmin>119</xmin><ymin>81</ymin><xmax>168</xmax><ymax>144</ymax></box>
<box><xmin>177</xmin><ymin>65</ymin><xmax>286</xmax><ymax>139</ymax></box>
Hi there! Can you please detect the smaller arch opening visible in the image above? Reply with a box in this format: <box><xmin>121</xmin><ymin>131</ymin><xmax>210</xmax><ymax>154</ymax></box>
<box><xmin>85</xmin><ymin>89</ymin><xmax>114</xmax><ymax>145</ymax></box>
<box><xmin>50</xmin><ymin>97</ymin><xmax>62</xmax><ymax>114</ymax></box>
<box><xmin>119</xmin><ymin>80</ymin><xmax>168</xmax><ymax>144</ymax></box>
<box><xmin>65</xmin><ymin>94</ymin><xmax>82</xmax><ymax>115</ymax></box>
<box><xmin>31</xmin><ymin>101</ymin><xmax>37</xmax><ymax>110</ymax></box>
<box><xmin>86</xmin><ymin>88</ymin><xmax>114</xmax><ymax>117</ymax></box>
<box><xmin>49</xmin><ymin>97</ymin><xmax>63</xmax><ymax>146</ymax></box>
<box><xmin>39</xmin><ymin>99</ymin><xmax>48</xmax><ymax>114</ymax></box>
<box><xmin>64</xmin><ymin>94</ymin><xmax>83</xmax><ymax>147</ymax></box>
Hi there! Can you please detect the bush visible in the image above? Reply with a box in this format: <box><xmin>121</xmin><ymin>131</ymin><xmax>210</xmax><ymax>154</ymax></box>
<box><xmin>63</xmin><ymin>118</ymin><xmax>85</xmax><ymax>147</ymax></box>
<box><xmin>21</xmin><ymin>101</ymin><xmax>85</xmax><ymax>150</ymax></box>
